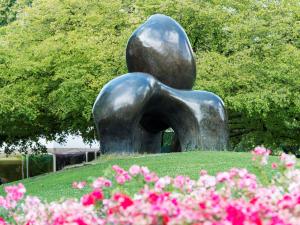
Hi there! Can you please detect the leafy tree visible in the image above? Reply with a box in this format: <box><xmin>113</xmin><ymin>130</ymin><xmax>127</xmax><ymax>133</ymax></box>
<box><xmin>0</xmin><ymin>0</ymin><xmax>299</xmax><ymax>153</ymax></box>
<box><xmin>0</xmin><ymin>0</ymin><xmax>32</xmax><ymax>26</ymax></box>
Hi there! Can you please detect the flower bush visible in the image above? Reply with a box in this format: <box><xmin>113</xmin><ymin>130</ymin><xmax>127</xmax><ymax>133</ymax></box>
<box><xmin>0</xmin><ymin>147</ymin><xmax>299</xmax><ymax>224</ymax></box>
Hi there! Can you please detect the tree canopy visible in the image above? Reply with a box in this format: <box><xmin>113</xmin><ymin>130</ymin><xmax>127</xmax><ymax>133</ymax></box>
<box><xmin>0</xmin><ymin>0</ymin><xmax>299</xmax><ymax>153</ymax></box>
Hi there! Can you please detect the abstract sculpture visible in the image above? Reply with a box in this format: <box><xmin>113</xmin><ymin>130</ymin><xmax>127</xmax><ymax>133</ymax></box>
<box><xmin>93</xmin><ymin>14</ymin><xmax>228</xmax><ymax>154</ymax></box>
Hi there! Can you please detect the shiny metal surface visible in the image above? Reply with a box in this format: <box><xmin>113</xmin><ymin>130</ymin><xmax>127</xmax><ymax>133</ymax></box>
<box><xmin>93</xmin><ymin>73</ymin><xmax>228</xmax><ymax>153</ymax></box>
<box><xmin>126</xmin><ymin>14</ymin><xmax>196</xmax><ymax>90</ymax></box>
<box><xmin>93</xmin><ymin>14</ymin><xmax>228</xmax><ymax>154</ymax></box>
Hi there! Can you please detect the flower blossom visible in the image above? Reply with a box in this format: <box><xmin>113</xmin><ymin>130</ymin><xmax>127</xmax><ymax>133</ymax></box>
<box><xmin>92</xmin><ymin>177</ymin><xmax>112</xmax><ymax>189</ymax></box>
<box><xmin>252</xmin><ymin>146</ymin><xmax>271</xmax><ymax>165</ymax></box>
<box><xmin>112</xmin><ymin>165</ymin><xmax>132</xmax><ymax>185</ymax></box>
<box><xmin>72</xmin><ymin>181</ymin><xmax>87</xmax><ymax>189</ymax></box>
<box><xmin>5</xmin><ymin>183</ymin><xmax>26</xmax><ymax>202</ymax></box>
<box><xmin>0</xmin><ymin>217</ymin><xmax>6</xmax><ymax>225</ymax></box>
<box><xmin>129</xmin><ymin>165</ymin><xmax>141</xmax><ymax>176</ymax></box>
<box><xmin>81</xmin><ymin>189</ymin><xmax>104</xmax><ymax>206</ymax></box>
<box><xmin>280</xmin><ymin>153</ymin><xmax>297</xmax><ymax>169</ymax></box>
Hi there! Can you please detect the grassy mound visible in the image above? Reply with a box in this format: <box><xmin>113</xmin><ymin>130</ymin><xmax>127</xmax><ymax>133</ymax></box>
<box><xmin>0</xmin><ymin>151</ymin><xmax>280</xmax><ymax>201</ymax></box>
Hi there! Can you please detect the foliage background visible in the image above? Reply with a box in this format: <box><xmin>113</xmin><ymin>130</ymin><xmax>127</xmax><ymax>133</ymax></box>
<box><xmin>0</xmin><ymin>0</ymin><xmax>299</xmax><ymax>153</ymax></box>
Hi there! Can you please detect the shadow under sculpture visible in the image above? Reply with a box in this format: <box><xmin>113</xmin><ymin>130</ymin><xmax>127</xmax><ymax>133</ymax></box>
<box><xmin>93</xmin><ymin>14</ymin><xmax>228</xmax><ymax>154</ymax></box>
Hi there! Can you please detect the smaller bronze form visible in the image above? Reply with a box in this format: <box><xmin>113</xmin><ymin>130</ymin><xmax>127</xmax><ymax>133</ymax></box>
<box><xmin>126</xmin><ymin>14</ymin><xmax>196</xmax><ymax>90</ymax></box>
<box><xmin>93</xmin><ymin>14</ymin><xmax>228</xmax><ymax>153</ymax></box>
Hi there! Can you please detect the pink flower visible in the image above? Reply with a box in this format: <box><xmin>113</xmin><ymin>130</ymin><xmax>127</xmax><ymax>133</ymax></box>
<box><xmin>112</xmin><ymin>165</ymin><xmax>125</xmax><ymax>174</ymax></box>
<box><xmin>144</xmin><ymin>172</ymin><xmax>159</xmax><ymax>183</ymax></box>
<box><xmin>5</xmin><ymin>183</ymin><xmax>26</xmax><ymax>202</ymax></box>
<box><xmin>216</xmin><ymin>172</ymin><xmax>230</xmax><ymax>182</ymax></box>
<box><xmin>252</xmin><ymin>146</ymin><xmax>271</xmax><ymax>156</ymax></box>
<box><xmin>116</xmin><ymin>175</ymin><xmax>126</xmax><ymax>185</ymax></box>
<box><xmin>226</xmin><ymin>205</ymin><xmax>246</xmax><ymax>225</ymax></box>
<box><xmin>123</xmin><ymin>172</ymin><xmax>131</xmax><ymax>181</ymax></box>
<box><xmin>162</xmin><ymin>214</ymin><xmax>170</xmax><ymax>225</ymax></box>
<box><xmin>113</xmin><ymin>193</ymin><xmax>134</xmax><ymax>209</ymax></box>
<box><xmin>0</xmin><ymin>217</ymin><xmax>6</xmax><ymax>225</ymax></box>
<box><xmin>91</xmin><ymin>189</ymin><xmax>103</xmax><ymax>201</ymax></box>
<box><xmin>141</xmin><ymin>166</ymin><xmax>150</xmax><ymax>175</ymax></box>
<box><xmin>272</xmin><ymin>163</ymin><xmax>278</xmax><ymax>169</ymax></box>
<box><xmin>92</xmin><ymin>177</ymin><xmax>112</xmax><ymax>189</ymax></box>
<box><xmin>81</xmin><ymin>189</ymin><xmax>103</xmax><ymax>206</ymax></box>
<box><xmin>148</xmin><ymin>192</ymin><xmax>159</xmax><ymax>204</ymax></box>
<box><xmin>112</xmin><ymin>165</ymin><xmax>132</xmax><ymax>184</ymax></box>
<box><xmin>73</xmin><ymin>218</ymin><xmax>88</xmax><ymax>225</ymax></box>
<box><xmin>129</xmin><ymin>165</ymin><xmax>140</xmax><ymax>176</ymax></box>
<box><xmin>280</xmin><ymin>153</ymin><xmax>296</xmax><ymax>168</ymax></box>
<box><xmin>251</xmin><ymin>146</ymin><xmax>271</xmax><ymax>165</ymax></box>
<box><xmin>81</xmin><ymin>193</ymin><xmax>96</xmax><ymax>206</ymax></box>
<box><xmin>173</xmin><ymin>175</ymin><xmax>186</xmax><ymax>189</ymax></box>
<box><xmin>155</xmin><ymin>176</ymin><xmax>172</xmax><ymax>190</ymax></box>
<box><xmin>269</xmin><ymin>216</ymin><xmax>286</xmax><ymax>225</ymax></box>
<box><xmin>72</xmin><ymin>181</ymin><xmax>86</xmax><ymax>189</ymax></box>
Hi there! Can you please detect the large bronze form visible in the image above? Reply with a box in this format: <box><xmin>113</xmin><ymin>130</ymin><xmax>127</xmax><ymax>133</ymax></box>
<box><xmin>93</xmin><ymin>14</ymin><xmax>228</xmax><ymax>154</ymax></box>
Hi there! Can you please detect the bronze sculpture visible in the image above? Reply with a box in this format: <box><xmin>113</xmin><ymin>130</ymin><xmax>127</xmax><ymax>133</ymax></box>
<box><xmin>93</xmin><ymin>14</ymin><xmax>228</xmax><ymax>153</ymax></box>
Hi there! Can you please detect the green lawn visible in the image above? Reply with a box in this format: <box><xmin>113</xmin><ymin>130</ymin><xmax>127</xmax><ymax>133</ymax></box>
<box><xmin>0</xmin><ymin>151</ymin><xmax>281</xmax><ymax>202</ymax></box>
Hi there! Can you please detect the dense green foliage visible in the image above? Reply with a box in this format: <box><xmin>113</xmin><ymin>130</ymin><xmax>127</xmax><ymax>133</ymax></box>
<box><xmin>0</xmin><ymin>0</ymin><xmax>299</xmax><ymax>153</ymax></box>
<box><xmin>0</xmin><ymin>0</ymin><xmax>31</xmax><ymax>26</ymax></box>
<box><xmin>0</xmin><ymin>151</ymin><xmax>281</xmax><ymax>201</ymax></box>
